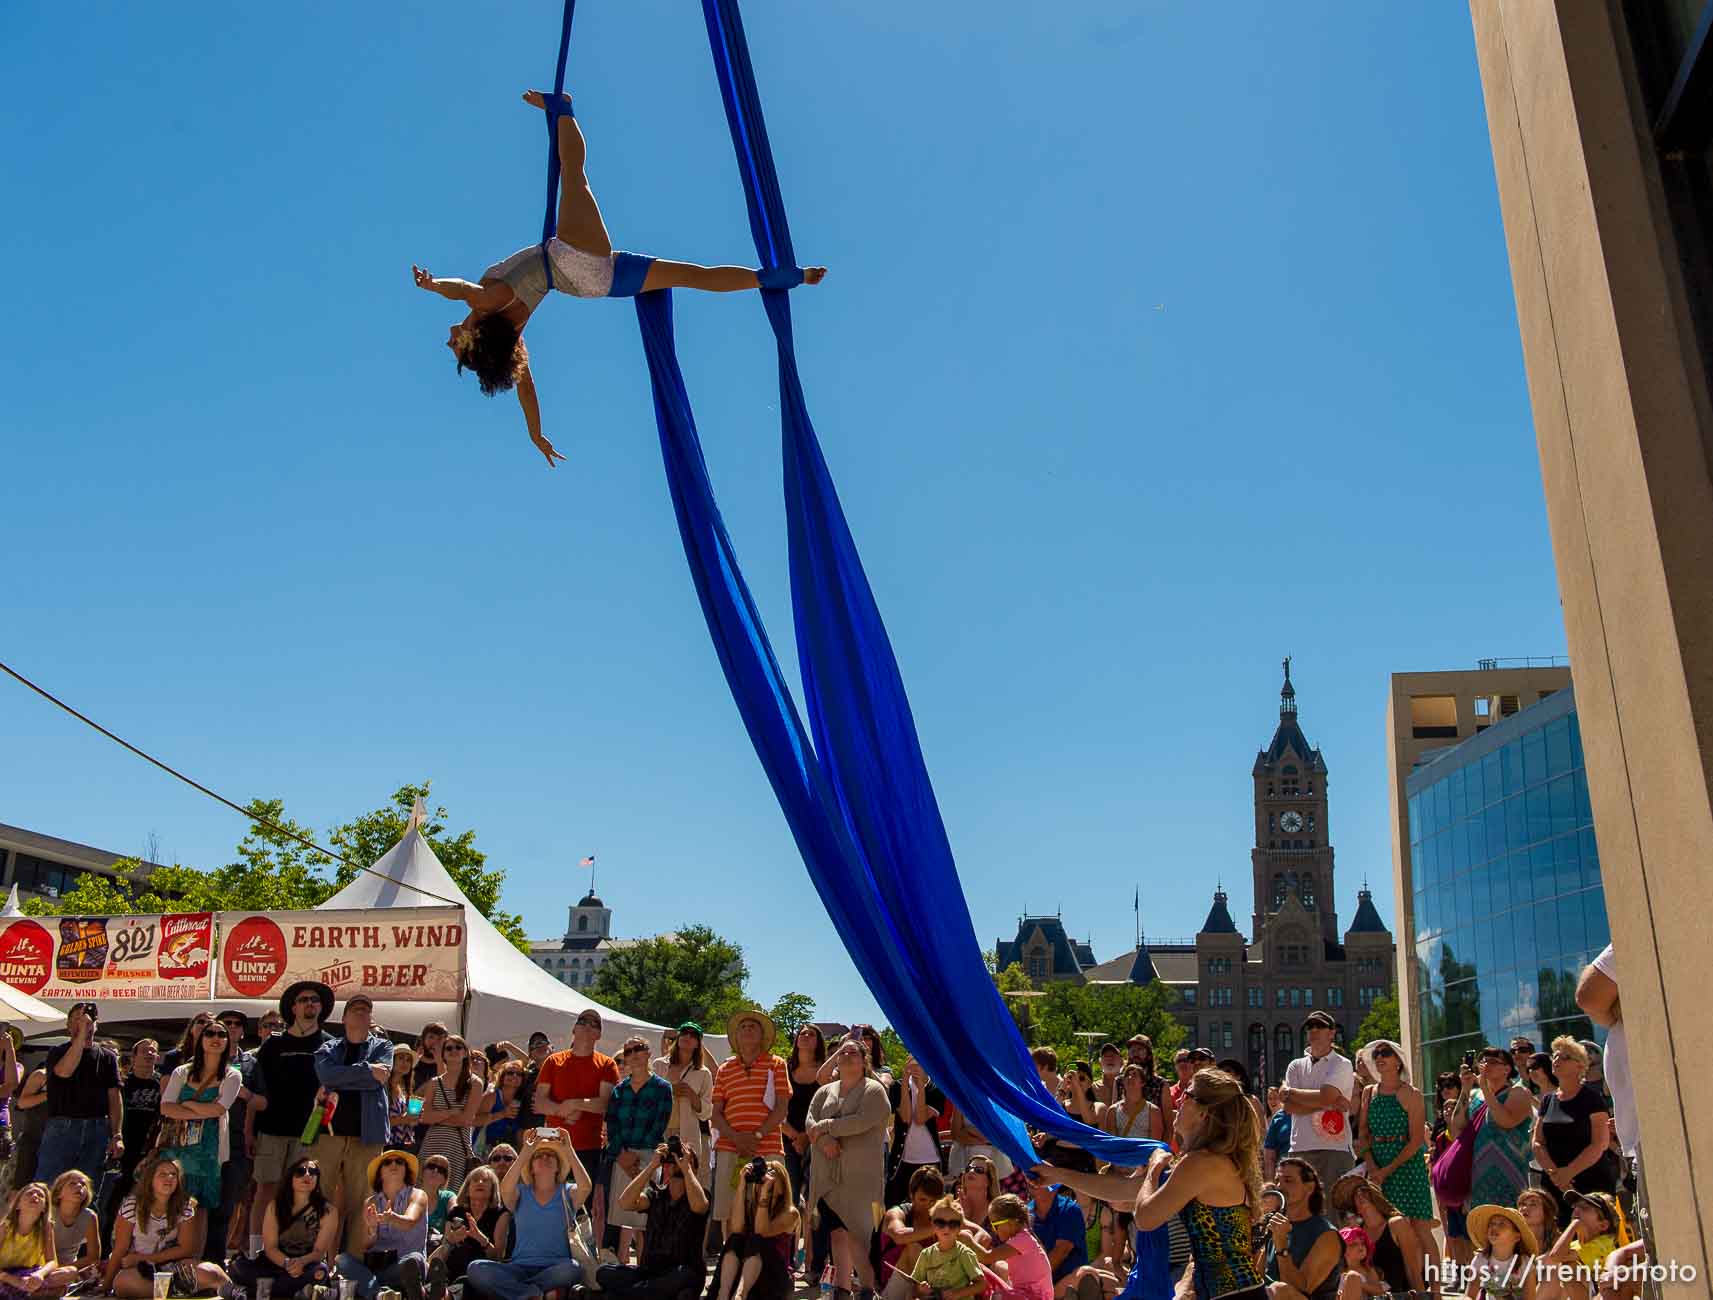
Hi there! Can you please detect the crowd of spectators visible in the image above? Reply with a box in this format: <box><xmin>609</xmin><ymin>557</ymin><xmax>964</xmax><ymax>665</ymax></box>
<box><xmin>0</xmin><ymin>942</ymin><xmax>1651</xmax><ymax>1300</ymax></box>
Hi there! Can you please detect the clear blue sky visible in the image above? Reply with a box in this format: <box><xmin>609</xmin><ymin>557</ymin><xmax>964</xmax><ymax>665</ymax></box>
<box><xmin>3</xmin><ymin>4</ymin><xmax>1565</xmax><ymax>1027</ymax></box>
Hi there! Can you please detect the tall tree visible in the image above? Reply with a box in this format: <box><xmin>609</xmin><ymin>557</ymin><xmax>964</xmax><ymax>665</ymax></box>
<box><xmin>328</xmin><ymin>784</ymin><xmax>527</xmax><ymax>952</ymax></box>
<box><xmin>590</xmin><ymin>924</ymin><xmax>750</xmax><ymax>1030</ymax></box>
<box><xmin>1352</xmin><ymin>991</ymin><xmax>1402</xmax><ymax>1050</ymax></box>
<box><xmin>768</xmin><ymin>992</ymin><xmax>817</xmax><ymax>1056</ymax></box>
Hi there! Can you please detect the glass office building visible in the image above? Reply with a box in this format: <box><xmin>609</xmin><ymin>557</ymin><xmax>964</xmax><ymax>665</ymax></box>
<box><xmin>1406</xmin><ymin>686</ymin><xmax>1608</xmax><ymax>1080</ymax></box>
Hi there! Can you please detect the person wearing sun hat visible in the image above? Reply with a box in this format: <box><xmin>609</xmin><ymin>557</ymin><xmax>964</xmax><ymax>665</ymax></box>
<box><xmin>1465</xmin><ymin>1204</ymin><xmax>1538</xmax><ymax>1300</ymax></box>
<box><xmin>336</xmin><ymin>1147</ymin><xmax>430</xmax><ymax>1300</ymax></box>
<box><xmin>1278</xmin><ymin>1011</ymin><xmax>1356</xmax><ymax>1190</ymax></box>
<box><xmin>468</xmin><ymin>1126</ymin><xmax>593</xmax><ymax>1300</ymax></box>
<box><xmin>709</xmin><ymin>1008</ymin><xmax>789</xmax><ymax>1245</ymax></box>
<box><xmin>1351</xmin><ymin>1039</ymin><xmax>1433</xmax><ymax>1238</ymax></box>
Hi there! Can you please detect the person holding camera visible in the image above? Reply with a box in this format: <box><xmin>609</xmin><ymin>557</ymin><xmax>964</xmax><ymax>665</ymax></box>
<box><xmin>430</xmin><ymin>1165</ymin><xmax>510</xmax><ymax>1289</ymax></box>
<box><xmin>714</xmin><ymin>1157</ymin><xmax>798</xmax><ymax>1300</ymax></box>
<box><xmin>596</xmin><ymin>1139</ymin><xmax>710</xmax><ymax>1300</ymax></box>
<box><xmin>466</xmin><ymin>1128</ymin><xmax>591</xmax><ymax>1300</ymax></box>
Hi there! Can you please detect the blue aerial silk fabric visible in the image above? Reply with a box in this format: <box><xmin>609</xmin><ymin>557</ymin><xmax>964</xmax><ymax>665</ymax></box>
<box><xmin>537</xmin><ymin>0</ymin><xmax>1168</xmax><ymax>1183</ymax></box>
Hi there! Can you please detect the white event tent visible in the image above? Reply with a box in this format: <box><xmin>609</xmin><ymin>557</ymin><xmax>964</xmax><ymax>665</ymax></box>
<box><xmin>315</xmin><ymin>798</ymin><xmax>666</xmax><ymax>1054</ymax></box>
<box><xmin>17</xmin><ymin>802</ymin><xmax>666</xmax><ymax>1056</ymax></box>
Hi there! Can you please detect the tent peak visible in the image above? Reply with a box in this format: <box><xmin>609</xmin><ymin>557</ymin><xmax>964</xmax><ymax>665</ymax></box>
<box><xmin>407</xmin><ymin>796</ymin><xmax>430</xmax><ymax>832</ymax></box>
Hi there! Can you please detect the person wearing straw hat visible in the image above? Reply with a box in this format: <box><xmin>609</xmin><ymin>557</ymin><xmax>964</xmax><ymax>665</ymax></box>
<box><xmin>336</xmin><ymin>1148</ymin><xmax>430</xmax><ymax>1300</ymax></box>
<box><xmin>1327</xmin><ymin>1174</ymin><xmax>1427</xmax><ymax>1298</ymax></box>
<box><xmin>466</xmin><ymin>1126</ymin><xmax>592</xmax><ymax>1300</ymax></box>
<box><xmin>710</xmin><ymin>1010</ymin><xmax>790</xmax><ymax>1246</ymax></box>
<box><xmin>1466</xmin><ymin>1204</ymin><xmax>1539</xmax><ymax>1300</ymax></box>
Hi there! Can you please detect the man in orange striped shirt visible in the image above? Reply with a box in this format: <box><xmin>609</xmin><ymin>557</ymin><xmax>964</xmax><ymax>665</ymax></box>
<box><xmin>709</xmin><ymin>1008</ymin><xmax>790</xmax><ymax>1231</ymax></box>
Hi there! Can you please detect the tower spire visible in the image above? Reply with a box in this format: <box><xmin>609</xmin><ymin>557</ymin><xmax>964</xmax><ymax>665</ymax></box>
<box><xmin>1280</xmin><ymin>656</ymin><xmax>1297</xmax><ymax>717</ymax></box>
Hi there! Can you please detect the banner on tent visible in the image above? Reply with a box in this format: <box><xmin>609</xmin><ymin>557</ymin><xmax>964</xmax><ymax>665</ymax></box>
<box><xmin>216</xmin><ymin>907</ymin><xmax>466</xmax><ymax>1002</ymax></box>
<box><xmin>0</xmin><ymin>913</ymin><xmax>215</xmax><ymax>1000</ymax></box>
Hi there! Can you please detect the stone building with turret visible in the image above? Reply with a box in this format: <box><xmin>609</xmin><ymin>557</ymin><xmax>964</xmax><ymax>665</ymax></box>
<box><xmin>1080</xmin><ymin>662</ymin><xmax>1396</xmax><ymax>1082</ymax></box>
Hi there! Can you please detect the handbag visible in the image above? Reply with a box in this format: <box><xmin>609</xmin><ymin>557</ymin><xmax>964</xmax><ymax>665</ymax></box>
<box><xmin>1430</xmin><ymin>1099</ymin><xmax>1485</xmax><ymax>1210</ymax></box>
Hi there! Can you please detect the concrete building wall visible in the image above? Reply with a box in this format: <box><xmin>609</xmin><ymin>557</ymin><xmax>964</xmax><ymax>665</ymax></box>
<box><xmin>1468</xmin><ymin>0</ymin><xmax>1713</xmax><ymax>1280</ymax></box>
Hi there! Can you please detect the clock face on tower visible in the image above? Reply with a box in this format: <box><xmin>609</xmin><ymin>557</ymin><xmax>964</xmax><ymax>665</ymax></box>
<box><xmin>1280</xmin><ymin>811</ymin><xmax>1304</xmax><ymax>833</ymax></box>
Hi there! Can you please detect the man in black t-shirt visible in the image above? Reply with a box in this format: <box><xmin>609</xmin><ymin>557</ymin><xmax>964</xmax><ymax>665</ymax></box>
<box><xmin>597</xmin><ymin>1144</ymin><xmax>711</xmax><ymax>1299</ymax></box>
<box><xmin>35</xmin><ymin>1001</ymin><xmax>121</xmax><ymax>1186</ymax></box>
<box><xmin>249</xmin><ymin>980</ymin><xmax>335</xmax><ymax>1248</ymax></box>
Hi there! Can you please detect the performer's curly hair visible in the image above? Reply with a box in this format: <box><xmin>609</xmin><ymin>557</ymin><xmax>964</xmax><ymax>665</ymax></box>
<box><xmin>454</xmin><ymin>315</ymin><xmax>527</xmax><ymax>396</ymax></box>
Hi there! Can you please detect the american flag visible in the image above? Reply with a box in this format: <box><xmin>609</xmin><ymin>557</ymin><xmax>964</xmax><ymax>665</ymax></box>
<box><xmin>579</xmin><ymin>854</ymin><xmax>596</xmax><ymax>867</ymax></box>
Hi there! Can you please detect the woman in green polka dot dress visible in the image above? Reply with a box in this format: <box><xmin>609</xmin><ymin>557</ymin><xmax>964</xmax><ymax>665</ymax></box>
<box><xmin>1354</xmin><ymin>1041</ymin><xmax>1434</xmax><ymax>1228</ymax></box>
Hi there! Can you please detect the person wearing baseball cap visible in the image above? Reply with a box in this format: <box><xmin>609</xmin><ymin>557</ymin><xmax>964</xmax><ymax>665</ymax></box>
<box><xmin>312</xmin><ymin>993</ymin><xmax>397</xmax><ymax>1255</ymax></box>
<box><xmin>1275</xmin><ymin>1011</ymin><xmax>1356</xmax><ymax>1191</ymax></box>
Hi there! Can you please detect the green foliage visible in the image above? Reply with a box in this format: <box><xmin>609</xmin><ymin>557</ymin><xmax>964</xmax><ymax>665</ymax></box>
<box><xmin>993</xmin><ymin>961</ymin><xmax>1035</xmax><ymax>994</ymax></box>
<box><xmin>591</xmin><ymin>924</ymin><xmax>750</xmax><ymax>1031</ymax></box>
<box><xmin>877</xmin><ymin>1026</ymin><xmax>908</xmax><ymax>1076</ymax></box>
<box><xmin>768</xmin><ymin>992</ymin><xmax>817</xmax><ymax>1056</ymax></box>
<box><xmin>1353</xmin><ymin>991</ymin><xmax>1401</xmax><ymax>1049</ymax></box>
<box><xmin>329</xmin><ymin>784</ymin><xmax>527</xmax><ymax>952</ymax></box>
<box><xmin>1025</xmin><ymin>980</ymin><xmax>1186</xmax><ymax>1067</ymax></box>
<box><xmin>23</xmin><ymin>789</ymin><xmax>528</xmax><ymax>952</ymax></box>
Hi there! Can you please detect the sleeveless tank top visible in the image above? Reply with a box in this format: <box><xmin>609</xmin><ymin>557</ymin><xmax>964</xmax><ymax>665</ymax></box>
<box><xmin>1180</xmin><ymin>1198</ymin><xmax>1265</xmax><ymax>1300</ymax></box>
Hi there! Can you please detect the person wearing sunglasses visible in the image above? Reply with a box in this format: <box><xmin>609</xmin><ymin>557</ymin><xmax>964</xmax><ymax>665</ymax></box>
<box><xmin>902</xmin><ymin>1197</ymin><xmax>985</xmax><ymax>1300</ymax></box>
<box><xmin>1351</xmin><ymin>1040</ymin><xmax>1433</xmax><ymax>1242</ymax></box>
<box><xmin>158</xmin><ymin>1016</ymin><xmax>242</xmax><ymax>1251</ymax></box>
<box><xmin>230</xmin><ymin>1160</ymin><xmax>337</xmax><ymax>1297</ymax></box>
<box><xmin>416</xmin><ymin>1035</ymin><xmax>485</xmax><ymax>1192</ymax></box>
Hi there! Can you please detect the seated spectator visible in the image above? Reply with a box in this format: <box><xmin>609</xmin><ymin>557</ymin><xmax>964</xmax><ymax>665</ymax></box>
<box><xmin>422</xmin><ymin>1154</ymin><xmax>455</xmax><ymax>1245</ymax></box>
<box><xmin>1466</xmin><ymin>1205</ymin><xmax>1539</xmax><ymax>1300</ymax></box>
<box><xmin>601</xmin><ymin>1143</ymin><xmax>713</xmax><ymax>1300</ymax></box>
<box><xmin>1326</xmin><ymin>1176</ymin><xmax>1426</xmax><ymax>1297</ymax></box>
<box><xmin>1516</xmin><ymin>1188</ymin><xmax>1559</xmax><ymax>1265</ymax></box>
<box><xmin>466</xmin><ymin>1128</ymin><xmax>591</xmax><ymax>1300</ymax></box>
<box><xmin>1262</xmin><ymin>1156</ymin><xmax>1341</xmax><ymax>1300</ymax></box>
<box><xmin>877</xmin><ymin>1167</ymin><xmax>944</xmax><ymax>1297</ymax></box>
<box><xmin>229</xmin><ymin>1159</ymin><xmax>338</xmax><ymax>1299</ymax></box>
<box><xmin>953</xmin><ymin>1158</ymin><xmax>995</xmax><ymax>1238</ymax></box>
<box><xmin>1333</xmin><ymin>1227</ymin><xmax>1384</xmax><ymax>1300</ymax></box>
<box><xmin>104</xmin><ymin>1155</ymin><xmax>234</xmax><ymax>1298</ymax></box>
<box><xmin>1541</xmin><ymin>1192</ymin><xmax>1627</xmax><ymax>1300</ymax></box>
<box><xmin>428</xmin><ymin>1164</ymin><xmax>510</xmax><ymax>1287</ymax></box>
<box><xmin>336</xmin><ymin>1149</ymin><xmax>430</xmax><ymax>1300</ymax></box>
<box><xmin>46</xmin><ymin>1170</ymin><xmax>100</xmax><ymax>1279</ymax></box>
<box><xmin>961</xmin><ymin>1193</ymin><xmax>1053</xmax><ymax>1300</ymax></box>
<box><xmin>1024</xmin><ymin>1174</ymin><xmax>1089</xmax><ymax>1299</ymax></box>
<box><xmin>484</xmin><ymin>1144</ymin><xmax>518</xmax><ymax>1185</ymax></box>
<box><xmin>903</xmin><ymin>1197</ymin><xmax>984</xmax><ymax>1300</ymax></box>
<box><xmin>0</xmin><ymin>1181</ymin><xmax>76</xmax><ymax>1300</ymax></box>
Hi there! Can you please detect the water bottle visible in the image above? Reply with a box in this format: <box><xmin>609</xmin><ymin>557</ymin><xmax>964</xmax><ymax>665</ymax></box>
<box><xmin>819</xmin><ymin>1264</ymin><xmax>834</xmax><ymax>1300</ymax></box>
<box><xmin>795</xmin><ymin>1241</ymin><xmax>806</xmax><ymax>1274</ymax></box>
<box><xmin>300</xmin><ymin>1091</ymin><xmax>338</xmax><ymax>1145</ymax></box>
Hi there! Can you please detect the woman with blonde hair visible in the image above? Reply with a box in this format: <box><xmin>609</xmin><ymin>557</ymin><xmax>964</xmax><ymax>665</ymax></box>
<box><xmin>46</xmin><ymin>1170</ymin><xmax>101</xmax><ymax>1279</ymax></box>
<box><xmin>1039</xmin><ymin>1067</ymin><xmax>1267</xmax><ymax>1300</ymax></box>
<box><xmin>0</xmin><ymin>1182</ymin><xmax>70</xmax><ymax>1300</ymax></box>
<box><xmin>1531</xmin><ymin>1039</ymin><xmax>1616</xmax><ymax>1221</ymax></box>
<box><xmin>431</xmin><ymin>1163</ymin><xmax>511</xmax><ymax>1286</ymax></box>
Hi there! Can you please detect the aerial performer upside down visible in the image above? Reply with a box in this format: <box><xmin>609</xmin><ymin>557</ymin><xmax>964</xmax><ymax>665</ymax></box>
<box><xmin>412</xmin><ymin>91</ymin><xmax>829</xmax><ymax>466</ymax></box>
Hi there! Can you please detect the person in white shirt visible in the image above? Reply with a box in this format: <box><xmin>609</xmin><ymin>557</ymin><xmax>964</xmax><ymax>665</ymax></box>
<box><xmin>1278</xmin><ymin>1011</ymin><xmax>1356</xmax><ymax>1190</ymax></box>
<box><xmin>1576</xmin><ymin>944</ymin><xmax>1648</xmax><ymax>1257</ymax></box>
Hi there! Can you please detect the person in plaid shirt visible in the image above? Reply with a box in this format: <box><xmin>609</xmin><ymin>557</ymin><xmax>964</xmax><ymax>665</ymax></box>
<box><xmin>605</xmin><ymin>1038</ymin><xmax>675</xmax><ymax>1262</ymax></box>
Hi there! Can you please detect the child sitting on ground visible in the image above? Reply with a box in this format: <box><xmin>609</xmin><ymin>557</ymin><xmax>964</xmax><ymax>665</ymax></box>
<box><xmin>908</xmin><ymin>1198</ymin><xmax>986</xmax><ymax>1300</ymax></box>
<box><xmin>1335</xmin><ymin>1227</ymin><xmax>1388</xmax><ymax>1300</ymax></box>
<box><xmin>1467</xmin><ymin>1205</ymin><xmax>1539</xmax><ymax>1300</ymax></box>
<box><xmin>963</xmin><ymin>1193</ymin><xmax>1053</xmax><ymax>1300</ymax></box>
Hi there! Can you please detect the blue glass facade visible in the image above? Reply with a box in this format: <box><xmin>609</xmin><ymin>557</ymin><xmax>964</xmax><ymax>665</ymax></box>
<box><xmin>1407</xmin><ymin>687</ymin><xmax>1608</xmax><ymax>1081</ymax></box>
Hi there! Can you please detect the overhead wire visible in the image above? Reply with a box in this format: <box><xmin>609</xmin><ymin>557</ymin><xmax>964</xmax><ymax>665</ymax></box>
<box><xmin>0</xmin><ymin>655</ymin><xmax>467</xmax><ymax>910</ymax></box>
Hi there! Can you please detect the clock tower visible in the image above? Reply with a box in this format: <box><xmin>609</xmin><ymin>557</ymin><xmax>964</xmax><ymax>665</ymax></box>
<box><xmin>1252</xmin><ymin>658</ymin><xmax>1337</xmax><ymax>946</ymax></box>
